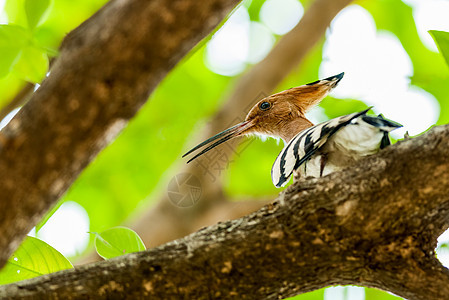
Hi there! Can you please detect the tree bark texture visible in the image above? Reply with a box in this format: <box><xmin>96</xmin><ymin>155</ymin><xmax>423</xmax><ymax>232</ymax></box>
<box><xmin>0</xmin><ymin>0</ymin><xmax>240</xmax><ymax>268</ymax></box>
<box><xmin>2</xmin><ymin>125</ymin><xmax>449</xmax><ymax>299</ymax></box>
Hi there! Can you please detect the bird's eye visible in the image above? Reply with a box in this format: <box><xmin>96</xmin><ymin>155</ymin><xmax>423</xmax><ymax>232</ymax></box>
<box><xmin>259</xmin><ymin>101</ymin><xmax>271</xmax><ymax>111</ymax></box>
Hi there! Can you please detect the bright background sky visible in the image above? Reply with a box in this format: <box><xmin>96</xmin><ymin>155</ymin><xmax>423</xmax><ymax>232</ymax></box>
<box><xmin>1</xmin><ymin>1</ymin><xmax>448</xmax><ymax>298</ymax></box>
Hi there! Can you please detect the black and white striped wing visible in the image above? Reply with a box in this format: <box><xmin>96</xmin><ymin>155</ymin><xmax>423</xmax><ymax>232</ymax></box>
<box><xmin>361</xmin><ymin>114</ymin><xmax>403</xmax><ymax>149</ymax></box>
<box><xmin>271</xmin><ymin>109</ymin><xmax>370</xmax><ymax>188</ymax></box>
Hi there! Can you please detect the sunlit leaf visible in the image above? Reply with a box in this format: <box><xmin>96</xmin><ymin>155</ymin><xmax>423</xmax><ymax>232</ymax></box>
<box><xmin>429</xmin><ymin>30</ymin><xmax>449</xmax><ymax>70</ymax></box>
<box><xmin>0</xmin><ymin>24</ymin><xmax>29</xmax><ymax>48</ymax></box>
<box><xmin>24</xmin><ymin>0</ymin><xmax>52</xmax><ymax>29</ymax></box>
<box><xmin>0</xmin><ymin>49</ymin><xmax>21</xmax><ymax>78</ymax></box>
<box><xmin>4</xmin><ymin>0</ymin><xmax>28</xmax><ymax>28</ymax></box>
<box><xmin>0</xmin><ymin>25</ymin><xmax>31</xmax><ymax>78</ymax></box>
<box><xmin>0</xmin><ymin>236</ymin><xmax>73</xmax><ymax>285</ymax></box>
<box><xmin>93</xmin><ymin>226</ymin><xmax>146</xmax><ymax>259</ymax></box>
<box><xmin>0</xmin><ymin>24</ymin><xmax>49</xmax><ymax>82</ymax></box>
<box><xmin>12</xmin><ymin>46</ymin><xmax>49</xmax><ymax>83</ymax></box>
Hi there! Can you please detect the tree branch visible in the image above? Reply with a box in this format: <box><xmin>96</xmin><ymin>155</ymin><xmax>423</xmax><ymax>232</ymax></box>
<box><xmin>3</xmin><ymin>124</ymin><xmax>449</xmax><ymax>299</ymax></box>
<box><xmin>0</xmin><ymin>0</ymin><xmax>241</xmax><ymax>268</ymax></box>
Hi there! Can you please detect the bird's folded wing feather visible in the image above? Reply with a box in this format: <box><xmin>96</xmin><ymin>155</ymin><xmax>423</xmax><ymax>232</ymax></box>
<box><xmin>271</xmin><ymin>109</ymin><xmax>371</xmax><ymax>188</ymax></box>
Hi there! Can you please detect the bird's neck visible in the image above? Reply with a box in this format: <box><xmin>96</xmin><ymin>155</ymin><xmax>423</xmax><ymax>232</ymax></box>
<box><xmin>278</xmin><ymin>117</ymin><xmax>314</xmax><ymax>144</ymax></box>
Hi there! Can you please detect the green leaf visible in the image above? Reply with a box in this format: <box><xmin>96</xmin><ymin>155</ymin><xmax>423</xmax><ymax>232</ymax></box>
<box><xmin>0</xmin><ymin>25</ymin><xmax>29</xmax><ymax>49</ymax></box>
<box><xmin>24</xmin><ymin>0</ymin><xmax>52</xmax><ymax>29</ymax></box>
<box><xmin>12</xmin><ymin>46</ymin><xmax>49</xmax><ymax>83</ymax></box>
<box><xmin>93</xmin><ymin>227</ymin><xmax>146</xmax><ymax>259</ymax></box>
<box><xmin>429</xmin><ymin>30</ymin><xmax>449</xmax><ymax>70</ymax></box>
<box><xmin>0</xmin><ymin>25</ymin><xmax>32</xmax><ymax>78</ymax></box>
<box><xmin>0</xmin><ymin>49</ymin><xmax>21</xmax><ymax>78</ymax></box>
<box><xmin>0</xmin><ymin>236</ymin><xmax>73</xmax><ymax>285</ymax></box>
<box><xmin>0</xmin><ymin>24</ymin><xmax>49</xmax><ymax>82</ymax></box>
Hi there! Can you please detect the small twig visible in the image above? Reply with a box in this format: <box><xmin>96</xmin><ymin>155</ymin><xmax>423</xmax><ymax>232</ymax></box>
<box><xmin>0</xmin><ymin>82</ymin><xmax>34</xmax><ymax>121</ymax></box>
<box><xmin>0</xmin><ymin>59</ymin><xmax>56</xmax><ymax>121</ymax></box>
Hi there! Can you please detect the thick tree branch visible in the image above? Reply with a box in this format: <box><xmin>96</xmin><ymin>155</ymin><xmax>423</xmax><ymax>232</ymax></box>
<box><xmin>3</xmin><ymin>125</ymin><xmax>449</xmax><ymax>299</ymax></box>
<box><xmin>0</xmin><ymin>0</ymin><xmax>241</xmax><ymax>268</ymax></box>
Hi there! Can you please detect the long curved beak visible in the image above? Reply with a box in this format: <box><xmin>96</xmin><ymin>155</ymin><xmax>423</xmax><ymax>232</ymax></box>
<box><xmin>182</xmin><ymin>121</ymin><xmax>252</xmax><ymax>163</ymax></box>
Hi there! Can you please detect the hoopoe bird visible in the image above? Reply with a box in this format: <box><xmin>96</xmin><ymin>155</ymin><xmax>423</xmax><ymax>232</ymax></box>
<box><xmin>183</xmin><ymin>73</ymin><xmax>402</xmax><ymax>187</ymax></box>
<box><xmin>271</xmin><ymin>108</ymin><xmax>402</xmax><ymax>187</ymax></box>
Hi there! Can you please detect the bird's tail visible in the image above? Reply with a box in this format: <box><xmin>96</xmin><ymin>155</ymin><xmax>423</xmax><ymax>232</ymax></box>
<box><xmin>361</xmin><ymin>114</ymin><xmax>403</xmax><ymax>132</ymax></box>
<box><xmin>361</xmin><ymin>113</ymin><xmax>403</xmax><ymax>149</ymax></box>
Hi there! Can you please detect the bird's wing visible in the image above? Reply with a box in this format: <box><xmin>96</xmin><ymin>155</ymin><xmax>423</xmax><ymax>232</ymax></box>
<box><xmin>271</xmin><ymin>109</ymin><xmax>371</xmax><ymax>188</ymax></box>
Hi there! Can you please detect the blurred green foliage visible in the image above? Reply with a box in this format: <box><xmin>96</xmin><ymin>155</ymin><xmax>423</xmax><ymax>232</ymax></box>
<box><xmin>24</xmin><ymin>0</ymin><xmax>53</xmax><ymax>30</ymax></box>
<box><xmin>0</xmin><ymin>0</ymin><xmax>107</xmax><ymax>107</ymax></box>
<box><xmin>0</xmin><ymin>0</ymin><xmax>55</xmax><ymax>83</ymax></box>
<box><xmin>0</xmin><ymin>0</ymin><xmax>448</xmax><ymax>298</ymax></box>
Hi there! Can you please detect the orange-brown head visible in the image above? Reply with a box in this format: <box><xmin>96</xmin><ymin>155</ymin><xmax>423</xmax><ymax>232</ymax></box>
<box><xmin>183</xmin><ymin>72</ymin><xmax>344</xmax><ymax>163</ymax></box>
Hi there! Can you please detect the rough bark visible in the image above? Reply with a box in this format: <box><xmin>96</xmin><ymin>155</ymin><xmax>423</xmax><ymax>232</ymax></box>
<box><xmin>126</xmin><ymin>0</ymin><xmax>354</xmax><ymax>252</ymax></box>
<box><xmin>0</xmin><ymin>0</ymin><xmax>240</xmax><ymax>268</ymax></box>
<box><xmin>2</xmin><ymin>125</ymin><xmax>449</xmax><ymax>300</ymax></box>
